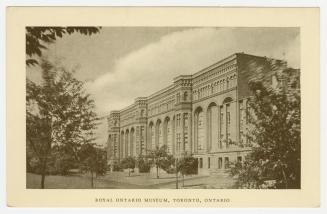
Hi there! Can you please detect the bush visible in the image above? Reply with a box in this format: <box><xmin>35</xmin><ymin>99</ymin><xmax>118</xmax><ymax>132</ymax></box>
<box><xmin>113</xmin><ymin>163</ymin><xmax>123</xmax><ymax>172</ymax></box>
<box><xmin>165</xmin><ymin>167</ymin><xmax>176</xmax><ymax>174</ymax></box>
<box><xmin>178</xmin><ymin>155</ymin><xmax>198</xmax><ymax>175</ymax></box>
<box><xmin>138</xmin><ymin>157</ymin><xmax>151</xmax><ymax>173</ymax></box>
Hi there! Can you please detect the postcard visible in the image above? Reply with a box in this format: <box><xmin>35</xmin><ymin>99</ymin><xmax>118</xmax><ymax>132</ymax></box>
<box><xmin>6</xmin><ymin>7</ymin><xmax>320</xmax><ymax>207</ymax></box>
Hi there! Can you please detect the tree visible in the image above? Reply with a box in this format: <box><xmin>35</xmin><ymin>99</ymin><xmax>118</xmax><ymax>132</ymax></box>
<box><xmin>148</xmin><ymin>145</ymin><xmax>174</xmax><ymax>179</ymax></box>
<box><xmin>79</xmin><ymin>143</ymin><xmax>107</xmax><ymax>188</ymax></box>
<box><xmin>26</xmin><ymin>27</ymin><xmax>101</xmax><ymax>66</ymax></box>
<box><xmin>230</xmin><ymin>61</ymin><xmax>300</xmax><ymax>189</ymax></box>
<box><xmin>26</xmin><ymin>59</ymin><xmax>98</xmax><ymax>188</ymax></box>
<box><xmin>121</xmin><ymin>157</ymin><xmax>136</xmax><ymax>177</ymax></box>
<box><xmin>177</xmin><ymin>154</ymin><xmax>198</xmax><ymax>187</ymax></box>
<box><xmin>137</xmin><ymin>155</ymin><xmax>151</xmax><ymax>173</ymax></box>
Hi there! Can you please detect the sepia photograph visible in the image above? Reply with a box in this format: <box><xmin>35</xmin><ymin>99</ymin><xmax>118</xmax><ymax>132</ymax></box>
<box><xmin>5</xmin><ymin>6</ymin><xmax>320</xmax><ymax>208</ymax></box>
<box><xmin>26</xmin><ymin>27</ymin><xmax>301</xmax><ymax>190</ymax></box>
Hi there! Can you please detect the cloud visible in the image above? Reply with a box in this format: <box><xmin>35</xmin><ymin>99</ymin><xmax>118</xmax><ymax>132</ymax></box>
<box><xmin>86</xmin><ymin>27</ymin><xmax>300</xmax><ymax>117</ymax></box>
<box><xmin>85</xmin><ymin>27</ymin><xmax>300</xmax><ymax>145</ymax></box>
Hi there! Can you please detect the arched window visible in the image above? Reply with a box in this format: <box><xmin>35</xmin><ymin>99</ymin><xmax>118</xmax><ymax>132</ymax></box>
<box><xmin>156</xmin><ymin>120</ymin><xmax>163</xmax><ymax>148</ymax></box>
<box><xmin>164</xmin><ymin>117</ymin><xmax>172</xmax><ymax>154</ymax></box>
<box><xmin>194</xmin><ymin>107</ymin><xmax>205</xmax><ymax>152</ymax></box>
<box><xmin>149</xmin><ymin>122</ymin><xmax>155</xmax><ymax>150</ymax></box>
<box><xmin>197</xmin><ymin>111</ymin><xmax>205</xmax><ymax>151</ymax></box>
<box><xmin>222</xmin><ymin>97</ymin><xmax>233</xmax><ymax>148</ymax></box>
<box><xmin>125</xmin><ymin>130</ymin><xmax>129</xmax><ymax>156</ymax></box>
<box><xmin>130</xmin><ymin>128</ymin><xmax>135</xmax><ymax>156</ymax></box>
<box><xmin>207</xmin><ymin>103</ymin><xmax>218</xmax><ymax>151</ymax></box>
<box><xmin>120</xmin><ymin>131</ymin><xmax>125</xmax><ymax>158</ymax></box>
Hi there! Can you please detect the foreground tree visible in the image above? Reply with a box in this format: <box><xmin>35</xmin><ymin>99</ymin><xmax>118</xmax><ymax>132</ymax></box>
<box><xmin>148</xmin><ymin>145</ymin><xmax>174</xmax><ymax>179</ymax></box>
<box><xmin>26</xmin><ymin>59</ymin><xmax>98</xmax><ymax>188</ymax></box>
<box><xmin>177</xmin><ymin>154</ymin><xmax>198</xmax><ymax>187</ymax></box>
<box><xmin>230</xmin><ymin>62</ymin><xmax>300</xmax><ymax>189</ymax></box>
<box><xmin>79</xmin><ymin>143</ymin><xmax>107</xmax><ymax>188</ymax></box>
<box><xmin>26</xmin><ymin>27</ymin><xmax>101</xmax><ymax>66</ymax></box>
<box><xmin>137</xmin><ymin>155</ymin><xmax>151</xmax><ymax>173</ymax></box>
<box><xmin>121</xmin><ymin>157</ymin><xmax>136</xmax><ymax>177</ymax></box>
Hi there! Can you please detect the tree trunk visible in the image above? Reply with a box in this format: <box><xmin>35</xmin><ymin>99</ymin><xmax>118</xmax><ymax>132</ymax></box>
<box><xmin>41</xmin><ymin>173</ymin><xmax>46</xmax><ymax>189</ymax></box>
<box><xmin>182</xmin><ymin>174</ymin><xmax>185</xmax><ymax>187</ymax></box>
<box><xmin>175</xmin><ymin>170</ymin><xmax>178</xmax><ymax>189</ymax></box>
<box><xmin>40</xmin><ymin>157</ymin><xmax>47</xmax><ymax>189</ymax></box>
<box><xmin>156</xmin><ymin>165</ymin><xmax>159</xmax><ymax>179</ymax></box>
<box><xmin>91</xmin><ymin>170</ymin><xmax>94</xmax><ymax>188</ymax></box>
<box><xmin>281</xmin><ymin>167</ymin><xmax>288</xmax><ymax>189</ymax></box>
<box><xmin>129</xmin><ymin>168</ymin><xmax>131</xmax><ymax>177</ymax></box>
<box><xmin>175</xmin><ymin>159</ymin><xmax>178</xmax><ymax>189</ymax></box>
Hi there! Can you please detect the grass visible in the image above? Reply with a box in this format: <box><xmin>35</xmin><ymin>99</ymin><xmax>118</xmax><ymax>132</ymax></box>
<box><xmin>26</xmin><ymin>171</ymin><xmax>236</xmax><ymax>189</ymax></box>
<box><xmin>27</xmin><ymin>173</ymin><xmax>94</xmax><ymax>189</ymax></box>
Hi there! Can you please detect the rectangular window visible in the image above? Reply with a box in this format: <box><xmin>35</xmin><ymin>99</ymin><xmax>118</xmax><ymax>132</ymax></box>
<box><xmin>184</xmin><ymin>113</ymin><xmax>188</xmax><ymax>128</ymax></box>
<box><xmin>220</xmin><ymin>106</ymin><xmax>224</xmax><ymax>137</ymax></box>
<box><xmin>184</xmin><ymin>132</ymin><xmax>188</xmax><ymax>147</ymax></box>
<box><xmin>224</xmin><ymin>157</ymin><xmax>229</xmax><ymax>169</ymax></box>
<box><xmin>239</xmin><ymin>101</ymin><xmax>244</xmax><ymax>129</ymax></box>
<box><xmin>226</xmin><ymin>104</ymin><xmax>231</xmax><ymax>126</ymax></box>
<box><xmin>199</xmin><ymin>158</ymin><xmax>203</xmax><ymax>168</ymax></box>
<box><xmin>140</xmin><ymin>126</ymin><xmax>145</xmax><ymax>154</ymax></box>
<box><xmin>226</xmin><ymin>104</ymin><xmax>231</xmax><ymax>147</ymax></box>
<box><xmin>218</xmin><ymin>157</ymin><xmax>223</xmax><ymax>169</ymax></box>
<box><xmin>208</xmin><ymin>157</ymin><xmax>211</xmax><ymax>169</ymax></box>
<box><xmin>239</xmin><ymin>100</ymin><xmax>245</xmax><ymax>144</ymax></box>
<box><xmin>183</xmin><ymin>114</ymin><xmax>188</xmax><ymax>151</ymax></box>
<box><xmin>219</xmin><ymin>105</ymin><xmax>224</xmax><ymax>148</ymax></box>
<box><xmin>237</xmin><ymin>156</ymin><xmax>242</xmax><ymax>162</ymax></box>
<box><xmin>176</xmin><ymin>133</ymin><xmax>181</xmax><ymax>152</ymax></box>
<box><xmin>246</xmin><ymin>101</ymin><xmax>250</xmax><ymax>124</ymax></box>
<box><xmin>177</xmin><ymin>114</ymin><xmax>181</xmax><ymax>127</ymax></box>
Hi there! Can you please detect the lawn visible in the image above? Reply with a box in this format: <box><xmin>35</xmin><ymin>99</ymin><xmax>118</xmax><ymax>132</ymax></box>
<box><xmin>26</xmin><ymin>171</ymin><xmax>236</xmax><ymax>189</ymax></box>
<box><xmin>26</xmin><ymin>173</ymin><xmax>95</xmax><ymax>189</ymax></box>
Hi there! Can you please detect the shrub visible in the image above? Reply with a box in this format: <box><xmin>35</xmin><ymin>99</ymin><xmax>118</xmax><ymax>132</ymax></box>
<box><xmin>113</xmin><ymin>163</ymin><xmax>123</xmax><ymax>172</ymax></box>
<box><xmin>138</xmin><ymin>157</ymin><xmax>151</xmax><ymax>173</ymax></box>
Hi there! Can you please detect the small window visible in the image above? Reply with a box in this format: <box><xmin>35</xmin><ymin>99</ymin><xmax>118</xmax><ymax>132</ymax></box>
<box><xmin>208</xmin><ymin>157</ymin><xmax>211</xmax><ymax>169</ymax></box>
<box><xmin>199</xmin><ymin>158</ymin><xmax>203</xmax><ymax>168</ymax></box>
<box><xmin>224</xmin><ymin>157</ymin><xmax>229</xmax><ymax>169</ymax></box>
<box><xmin>218</xmin><ymin>157</ymin><xmax>223</xmax><ymax>169</ymax></box>
<box><xmin>237</xmin><ymin>156</ymin><xmax>242</xmax><ymax>162</ymax></box>
<box><xmin>183</xmin><ymin>91</ymin><xmax>188</xmax><ymax>101</ymax></box>
<box><xmin>177</xmin><ymin>93</ymin><xmax>181</xmax><ymax>103</ymax></box>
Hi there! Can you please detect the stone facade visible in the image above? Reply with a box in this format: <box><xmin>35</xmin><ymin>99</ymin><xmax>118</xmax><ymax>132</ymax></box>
<box><xmin>106</xmin><ymin>52</ymin><xmax>287</xmax><ymax>174</ymax></box>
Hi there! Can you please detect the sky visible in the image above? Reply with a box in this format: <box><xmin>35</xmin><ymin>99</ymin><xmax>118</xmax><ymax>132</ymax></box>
<box><xmin>27</xmin><ymin>27</ymin><xmax>300</xmax><ymax>145</ymax></box>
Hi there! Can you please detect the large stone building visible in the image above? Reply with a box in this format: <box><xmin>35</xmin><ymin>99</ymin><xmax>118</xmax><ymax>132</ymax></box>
<box><xmin>106</xmin><ymin>52</ymin><xmax>287</xmax><ymax>174</ymax></box>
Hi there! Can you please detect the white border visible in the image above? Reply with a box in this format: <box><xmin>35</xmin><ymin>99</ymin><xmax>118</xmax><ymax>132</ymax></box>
<box><xmin>1</xmin><ymin>1</ymin><xmax>326</xmax><ymax>214</ymax></box>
